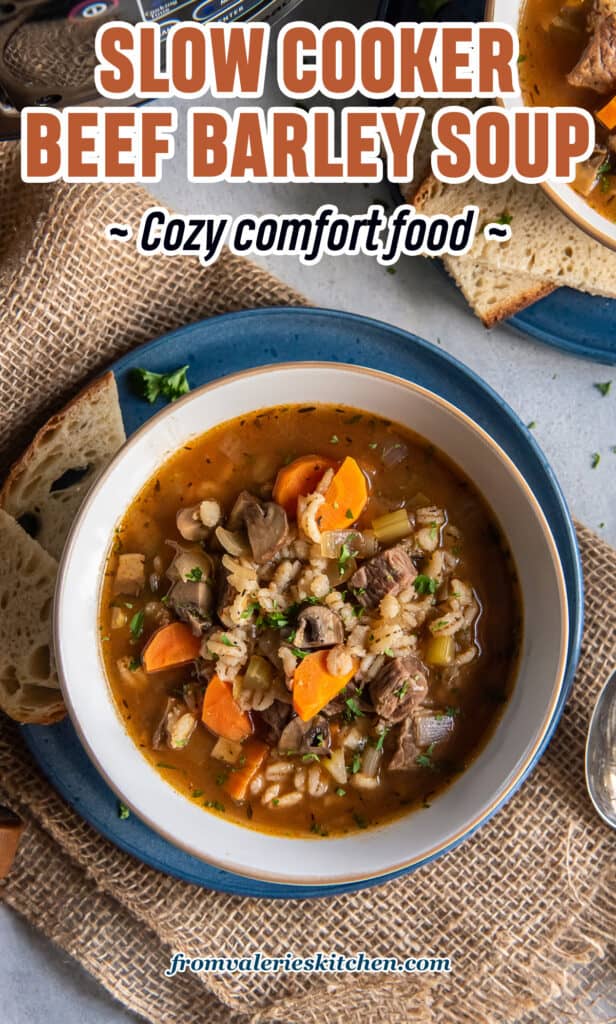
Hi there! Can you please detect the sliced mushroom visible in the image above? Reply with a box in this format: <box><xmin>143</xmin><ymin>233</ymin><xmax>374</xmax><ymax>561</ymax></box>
<box><xmin>113</xmin><ymin>553</ymin><xmax>146</xmax><ymax>597</ymax></box>
<box><xmin>278</xmin><ymin>714</ymin><xmax>331</xmax><ymax>756</ymax></box>
<box><xmin>176</xmin><ymin>505</ymin><xmax>210</xmax><ymax>542</ymax></box>
<box><xmin>166</xmin><ymin>544</ymin><xmax>213</xmax><ymax>584</ymax></box>
<box><xmin>227</xmin><ymin>490</ymin><xmax>289</xmax><ymax>564</ymax></box>
<box><xmin>152</xmin><ymin>697</ymin><xmax>197</xmax><ymax>750</ymax></box>
<box><xmin>167</xmin><ymin>579</ymin><xmax>213</xmax><ymax>635</ymax></box>
<box><xmin>293</xmin><ymin>606</ymin><xmax>344</xmax><ymax>649</ymax></box>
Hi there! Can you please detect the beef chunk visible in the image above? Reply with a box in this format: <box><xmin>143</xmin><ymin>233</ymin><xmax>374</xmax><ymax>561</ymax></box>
<box><xmin>568</xmin><ymin>13</ymin><xmax>616</xmax><ymax>92</ymax></box>
<box><xmin>369</xmin><ymin>655</ymin><xmax>429</xmax><ymax>724</ymax></box>
<box><xmin>350</xmin><ymin>545</ymin><xmax>418</xmax><ymax>609</ymax></box>
<box><xmin>259</xmin><ymin>700</ymin><xmax>293</xmax><ymax>745</ymax></box>
<box><xmin>389</xmin><ymin>717</ymin><xmax>419</xmax><ymax>772</ymax></box>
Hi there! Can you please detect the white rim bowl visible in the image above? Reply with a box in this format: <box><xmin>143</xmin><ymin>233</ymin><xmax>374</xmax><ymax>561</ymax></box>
<box><xmin>54</xmin><ymin>362</ymin><xmax>569</xmax><ymax>886</ymax></box>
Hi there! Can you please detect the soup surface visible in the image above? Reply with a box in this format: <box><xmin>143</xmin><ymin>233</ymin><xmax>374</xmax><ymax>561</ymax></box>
<box><xmin>520</xmin><ymin>0</ymin><xmax>616</xmax><ymax>221</ymax></box>
<box><xmin>100</xmin><ymin>404</ymin><xmax>521</xmax><ymax>838</ymax></box>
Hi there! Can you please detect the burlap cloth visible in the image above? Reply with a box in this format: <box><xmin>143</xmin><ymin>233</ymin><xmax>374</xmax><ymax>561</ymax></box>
<box><xmin>0</xmin><ymin>139</ymin><xmax>614</xmax><ymax>1024</ymax></box>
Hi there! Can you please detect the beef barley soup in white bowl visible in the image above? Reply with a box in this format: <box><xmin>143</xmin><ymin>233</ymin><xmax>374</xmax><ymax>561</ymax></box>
<box><xmin>54</xmin><ymin>363</ymin><xmax>568</xmax><ymax>886</ymax></box>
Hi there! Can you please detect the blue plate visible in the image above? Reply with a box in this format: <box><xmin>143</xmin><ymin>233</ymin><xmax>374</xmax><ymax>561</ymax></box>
<box><xmin>379</xmin><ymin>0</ymin><xmax>616</xmax><ymax>365</ymax></box>
<box><xmin>23</xmin><ymin>308</ymin><xmax>584</xmax><ymax>898</ymax></box>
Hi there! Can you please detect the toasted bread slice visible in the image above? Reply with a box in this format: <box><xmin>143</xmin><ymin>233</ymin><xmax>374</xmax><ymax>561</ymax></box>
<box><xmin>414</xmin><ymin>174</ymin><xmax>616</xmax><ymax>298</ymax></box>
<box><xmin>0</xmin><ymin>509</ymin><xmax>64</xmax><ymax>724</ymax></box>
<box><xmin>396</xmin><ymin>99</ymin><xmax>555</xmax><ymax>325</ymax></box>
<box><xmin>0</xmin><ymin>372</ymin><xmax>125</xmax><ymax>561</ymax></box>
<box><xmin>441</xmin><ymin>258</ymin><xmax>556</xmax><ymax>328</ymax></box>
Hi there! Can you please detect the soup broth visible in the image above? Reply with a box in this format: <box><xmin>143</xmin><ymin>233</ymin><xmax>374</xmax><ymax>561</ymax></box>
<box><xmin>100</xmin><ymin>404</ymin><xmax>522</xmax><ymax>838</ymax></box>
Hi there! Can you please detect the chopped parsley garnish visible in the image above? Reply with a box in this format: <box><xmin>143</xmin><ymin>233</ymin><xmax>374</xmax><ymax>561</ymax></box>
<box><xmin>594</xmin><ymin>381</ymin><xmax>612</xmax><ymax>397</ymax></box>
<box><xmin>128</xmin><ymin>657</ymin><xmax>140</xmax><ymax>672</ymax></box>
<box><xmin>394</xmin><ymin>681</ymin><xmax>409</xmax><ymax>701</ymax></box>
<box><xmin>185</xmin><ymin>566</ymin><xmax>203</xmax><ymax>582</ymax></box>
<box><xmin>310</xmin><ymin>821</ymin><xmax>329</xmax><ymax>836</ymax></box>
<box><xmin>352</xmin><ymin>812</ymin><xmax>368</xmax><ymax>830</ymax></box>
<box><xmin>337</xmin><ymin>541</ymin><xmax>354</xmax><ymax>577</ymax></box>
<box><xmin>156</xmin><ymin>762</ymin><xmax>178</xmax><ymax>770</ymax></box>
<box><xmin>191</xmin><ymin>789</ymin><xmax>204</xmax><ymax>798</ymax></box>
<box><xmin>302</xmin><ymin>752</ymin><xmax>320</xmax><ymax>763</ymax></box>
<box><xmin>429</xmin><ymin>522</ymin><xmax>438</xmax><ymax>541</ymax></box>
<box><xmin>272</xmin><ymin>798</ymin><xmax>280</xmax><ymax>806</ymax></box>
<box><xmin>416</xmin><ymin>743</ymin><xmax>437</xmax><ymax>770</ymax></box>
<box><xmin>368</xmin><ymin>442</ymin><xmax>378</xmax><ymax>449</ymax></box>
<box><xmin>414</xmin><ymin>574</ymin><xmax>439</xmax><ymax>595</ymax></box>
<box><xmin>336</xmin><ymin>787</ymin><xmax>346</xmax><ymax>797</ymax></box>
<box><xmin>591</xmin><ymin>452</ymin><xmax>601</xmax><ymax>470</ymax></box>
<box><xmin>527</xmin><ymin>420</ymin><xmax>537</xmax><ymax>430</ymax></box>
<box><xmin>386</xmin><ymin>266</ymin><xmax>397</xmax><ymax>275</ymax></box>
<box><xmin>517</xmin><ymin>53</ymin><xmax>527</xmax><ymax>63</ymax></box>
<box><xmin>214</xmin><ymin>772</ymin><xmax>229</xmax><ymax>786</ymax></box>
<box><xmin>131</xmin><ymin>365</ymin><xmax>190</xmax><ymax>404</ymax></box>
<box><xmin>204</xmin><ymin>800</ymin><xmax>225</xmax><ymax>812</ymax></box>
<box><xmin>496</xmin><ymin>212</ymin><xmax>513</xmax><ymax>225</ymax></box>
<box><xmin>329</xmin><ymin>435</ymin><xmax>340</xmax><ymax>444</ymax></box>
<box><xmin>351</xmin><ymin>752</ymin><xmax>362</xmax><ymax>774</ymax></box>
<box><xmin>375</xmin><ymin>728</ymin><xmax>389</xmax><ymax>752</ymax></box>
<box><xmin>129</xmin><ymin>610</ymin><xmax>144</xmax><ymax>639</ymax></box>
<box><xmin>221</xmin><ymin>635</ymin><xmax>235</xmax><ymax>646</ymax></box>
<box><xmin>290</xmin><ymin>646</ymin><xmax>308</xmax><ymax>660</ymax></box>
<box><xmin>118</xmin><ymin>802</ymin><xmax>130</xmax><ymax>820</ymax></box>
<box><xmin>344</xmin><ymin>697</ymin><xmax>365</xmax><ymax>720</ymax></box>
<box><xmin>345</xmin><ymin>508</ymin><xmax>354</xmax><ymax>519</ymax></box>
<box><xmin>384</xmin><ymin>648</ymin><xmax>395</xmax><ymax>658</ymax></box>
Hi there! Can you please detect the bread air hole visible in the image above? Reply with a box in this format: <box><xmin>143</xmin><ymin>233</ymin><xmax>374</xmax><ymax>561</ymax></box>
<box><xmin>29</xmin><ymin>645</ymin><xmax>51</xmax><ymax>680</ymax></box>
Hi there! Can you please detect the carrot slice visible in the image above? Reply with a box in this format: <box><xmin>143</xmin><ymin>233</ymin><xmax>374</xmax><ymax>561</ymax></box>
<box><xmin>273</xmin><ymin>454</ymin><xmax>338</xmax><ymax>518</ymax></box>
<box><xmin>224</xmin><ymin>738</ymin><xmax>269</xmax><ymax>802</ymax></box>
<box><xmin>142</xmin><ymin>622</ymin><xmax>201</xmax><ymax>673</ymax></box>
<box><xmin>293</xmin><ymin>650</ymin><xmax>358</xmax><ymax>722</ymax></box>
<box><xmin>202</xmin><ymin>674</ymin><xmax>253</xmax><ymax>742</ymax></box>
<box><xmin>316</xmin><ymin>456</ymin><xmax>369</xmax><ymax>532</ymax></box>
<box><xmin>597</xmin><ymin>95</ymin><xmax>616</xmax><ymax>130</ymax></box>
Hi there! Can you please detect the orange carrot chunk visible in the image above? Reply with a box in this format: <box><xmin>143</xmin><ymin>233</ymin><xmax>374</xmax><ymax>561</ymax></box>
<box><xmin>293</xmin><ymin>650</ymin><xmax>358</xmax><ymax>722</ymax></box>
<box><xmin>224</xmin><ymin>738</ymin><xmax>269</xmax><ymax>802</ymax></box>
<box><xmin>202</xmin><ymin>674</ymin><xmax>253</xmax><ymax>742</ymax></box>
<box><xmin>597</xmin><ymin>95</ymin><xmax>616</xmax><ymax>130</ymax></box>
<box><xmin>273</xmin><ymin>454</ymin><xmax>338</xmax><ymax>518</ymax></box>
<box><xmin>142</xmin><ymin>622</ymin><xmax>201</xmax><ymax>673</ymax></box>
<box><xmin>317</xmin><ymin>456</ymin><xmax>369</xmax><ymax>532</ymax></box>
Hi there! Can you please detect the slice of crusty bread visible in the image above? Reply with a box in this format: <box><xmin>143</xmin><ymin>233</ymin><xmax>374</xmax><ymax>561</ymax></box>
<box><xmin>0</xmin><ymin>372</ymin><xmax>125</xmax><ymax>561</ymax></box>
<box><xmin>442</xmin><ymin>258</ymin><xmax>556</xmax><ymax>328</ymax></box>
<box><xmin>414</xmin><ymin>174</ymin><xmax>616</xmax><ymax>298</ymax></box>
<box><xmin>396</xmin><ymin>98</ymin><xmax>555</xmax><ymax>325</ymax></box>
<box><xmin>0</xmin><ymin>509</ymin><xmax>64</xmax><ymax>724</ymax></box>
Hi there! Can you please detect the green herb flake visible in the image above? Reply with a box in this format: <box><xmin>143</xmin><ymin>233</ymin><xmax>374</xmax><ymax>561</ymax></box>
<box><xmin>345</xmin><ymin>508</ymin><xmax>354</xmax><ymax>520</ymax></box>
<box><xmin>417</xmin><ymin>0</ymin><xmax>450</xmax><ymax>17</ymax></box>
<box><xmin>429</xmin><ymin>522</ymin><xmax>438</xmax><ymax>541</ymax></box>
<box><xmin>118</xmin><ymin>802</ymin><xmax>130</xmax><ymax>820</ymax></box>
<box><xmin>129</xmin><ymin>610</ymin><xmax>145</xmax><ymax>639</ymax></box>
<box><xmin>221</xmin><ymin>635</ymin><xmax>235</xmax><ymax>647</ymax></box>
<box><xmin>527</xmin><ymin>420</ymin><xmax>537</xmax><ymax>430</ymax></box>
<box><xmin>191</xmin><ymin>789</ymin><xmax>204</xmax><ymax>798</ymax></box>
<box><xmin>204</xmin><ymin>800</ymin><xmax>226</xmax><ymax>813</ymax></box>
<box><xmin>131</xmin><ymin>364</ymin><xmax>190</xmax><ymax>405</ymax></box>
<box><xmin>310</xmin><ymin>821</ymin><xmax>329</xmax><ymax>836</ymax></box>
<box><xmin>185</xmin><ymin>566</ymin><xmax>203</xmax><ymax>582</ymax></box>
<box><xmin>517</xmin><ymin>53</ymin><xmax>527</xmax><ymax>63</ymax></box>
<box><xmin>497</xmin><ymin>212</ymin><xmax>513</xmax><ymax>226</ymax></box>
<box><xmin>375</xmin><ymin>728</ymin><xmax>390</xmax><ymax>752</ymax></box>
<box><xmin>368</xmin><ymin>442</ymin><xmax>378</xmax><ymax>449</ymax></box>
<box><xmin>386</xmin><ymin>266</ymin><xmax>397</xmax><ymax>275</ymax></box>
<box><xmin>594</xmin><ymin>381</ymin><xmax>612</xmax><ymax>397</ymax></box>
<box><xmin>337</xmin><ymin>541</ymin><xmax>354</xmax><ymax>577</ymax></box>
<box><xmin>384</xmin><ymin>647</ymin><xmax>395</xmax><ymax>658</ymax></box>
<box><xmin>329</xmin><ymin>435</ymin><xmax>340</xmax><ymax>444</ymax></box>
<box><xmin>351</xmin><ymin>752</ymin><xmax>362</xmax><ymax>774</ymax></box>
<box><xmin>394</xmin><ymin>681</ymin><xmax>409</xmax><ymax>701</ymax></box>
<box><xmin>591</xmin><ymin>452</ymin><xmax>601</xmax><ymax>470</ymax></box>
<box><xmin>352</xmin><ymin>812</ymin><xmax>368</xmax><ymax>830</ymax></box>
<box><xmin>290</xmin><ymin>646</ymin><xmax>308</xmax><ymax>660</ymax></box>
<box><xmin>302</xmin><ymin>752</ymin><xmax>321</xmax><ymax>763</ymax></box>
<box><xmin>128</xmin><ymin>657</ymin><xmax>140</xmax><ymax>672</ymax></box>
<box><xmin>345</xmin><ymin>697</ymin><xmax>365</xmax><ymax>720</ymax></box>
<box><xmin>336</xmin><ymin>787</ymin><xmax>346</xmax><ymax>797</ymax></box>
<box><xmin>414</xmin><ymin>574</ymin><xmax>439</xmax><ymax>596</ymax></box>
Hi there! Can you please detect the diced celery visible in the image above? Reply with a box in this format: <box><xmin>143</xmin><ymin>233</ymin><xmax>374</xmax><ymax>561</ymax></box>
<box><xmin>425</xmin><ymin>635</ymin><xmax>455</xmax><ymax>667</ymax></box>
<box><xmin>244</xmin><ymin>655</ymin><xmax>274</xmax><ymax>690</ymax></box>
<box><xmin>372</xmin><ymin>508</ymin><xmax>412</xmax><ymax>544</ymax></box>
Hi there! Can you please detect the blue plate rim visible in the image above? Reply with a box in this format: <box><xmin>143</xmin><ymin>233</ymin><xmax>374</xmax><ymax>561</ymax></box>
<box><xmin>24</xmin><ymin>306</ymin><xmax>584</xmax><ymax>899</ymax></box>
